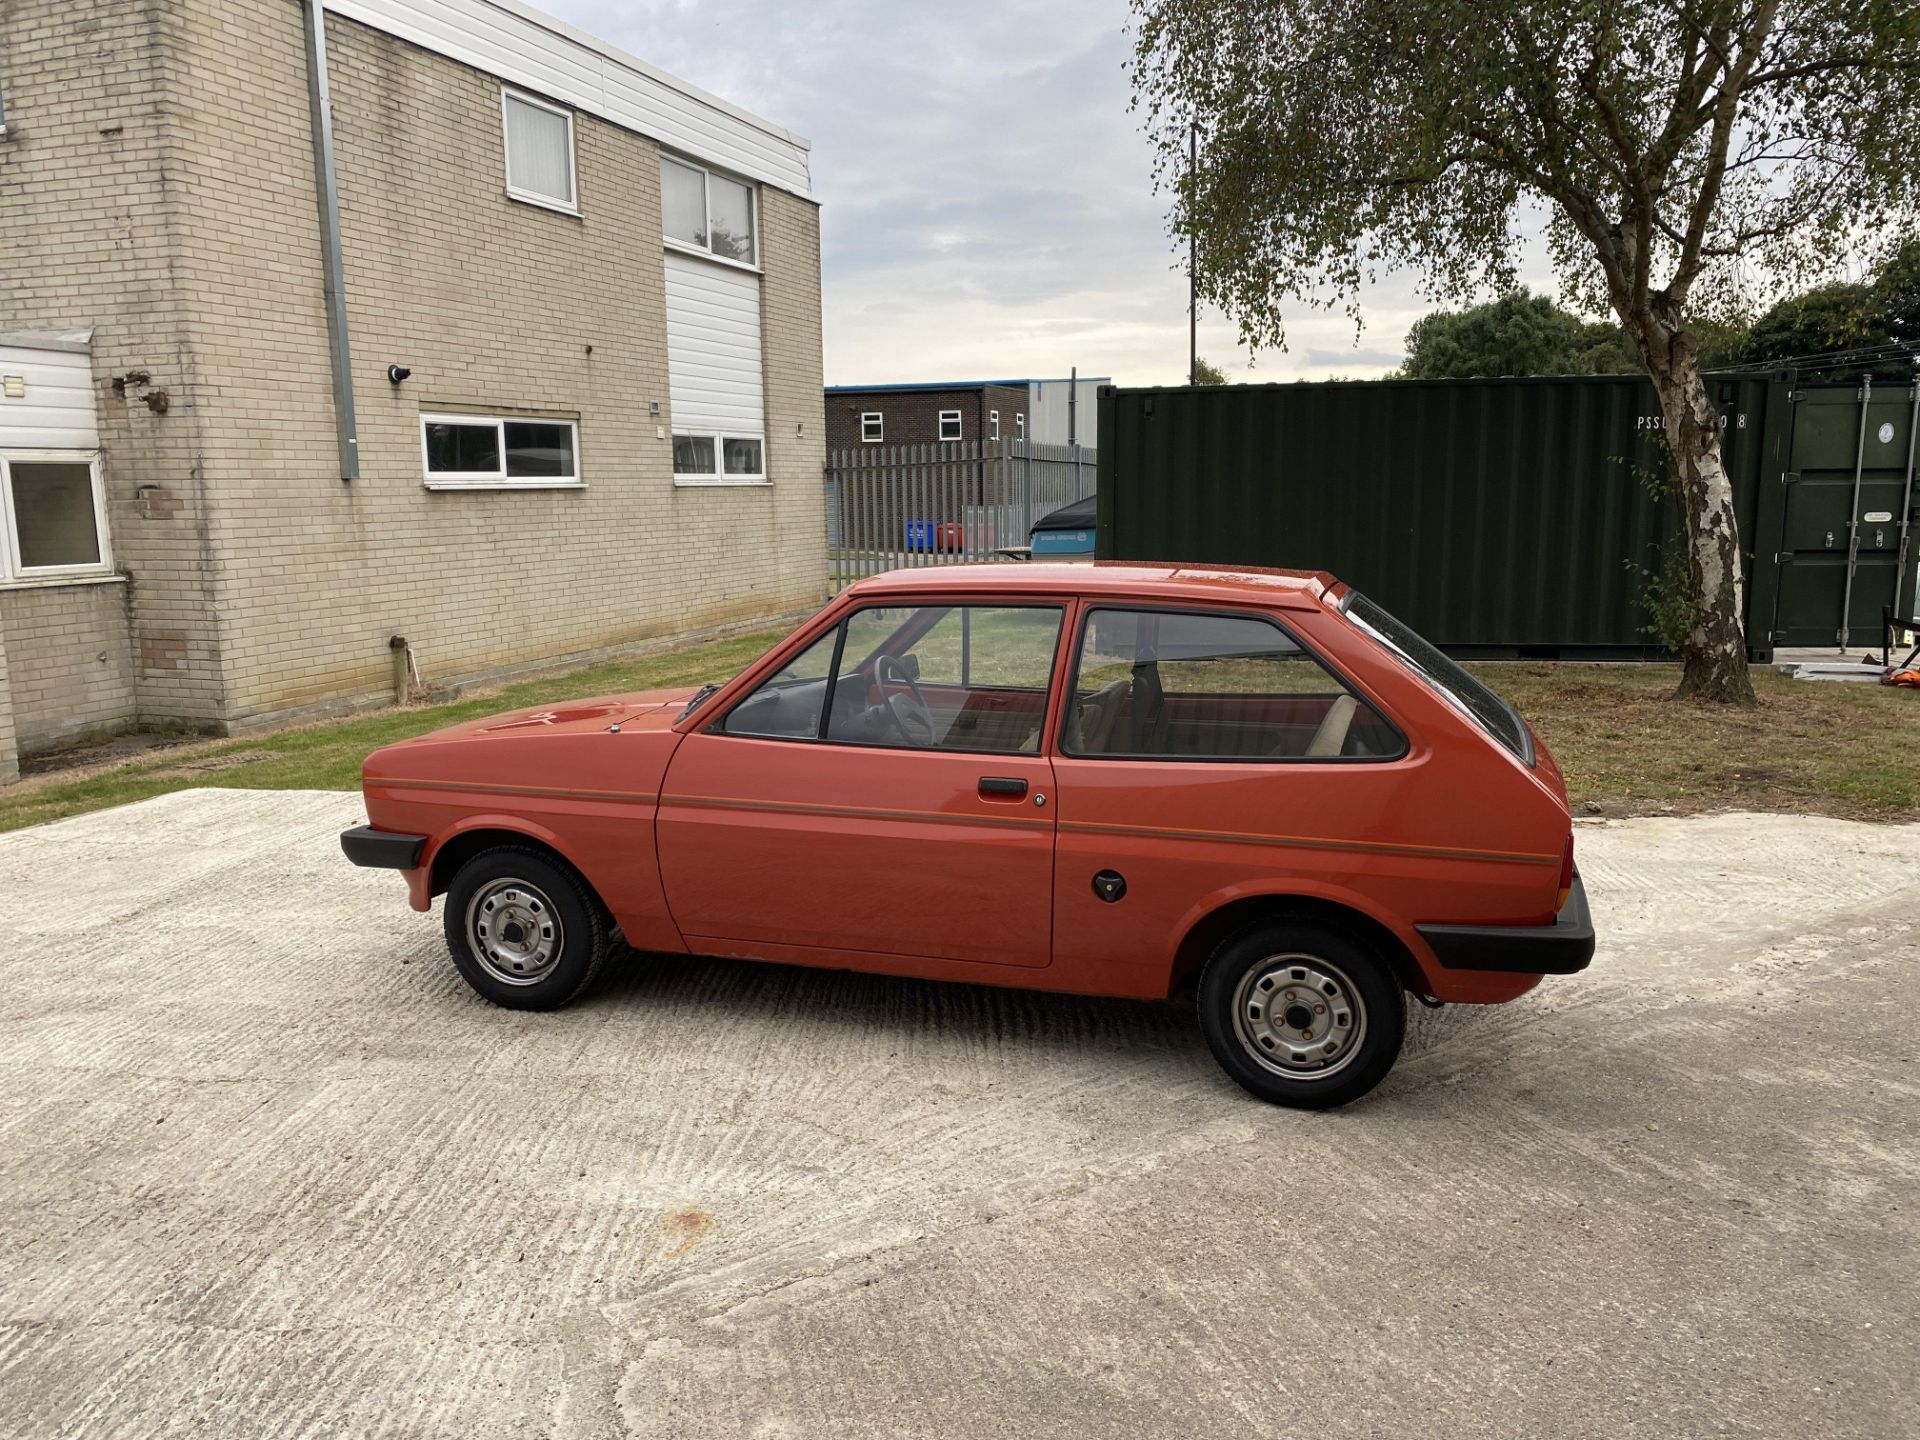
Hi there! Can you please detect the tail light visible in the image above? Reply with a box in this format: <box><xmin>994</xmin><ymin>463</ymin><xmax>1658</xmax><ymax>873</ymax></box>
<box><xmin>1556</xmin><ymin>833</ymin><xmax>1575</xmax><ymax>913</ymax></box>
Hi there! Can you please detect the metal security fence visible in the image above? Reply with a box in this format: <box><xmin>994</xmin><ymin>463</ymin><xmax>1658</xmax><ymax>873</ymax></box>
<box><xmin>826</xmin><ymin>440</ymin><xmax>1093</xmax><ymax>589</ymax></box>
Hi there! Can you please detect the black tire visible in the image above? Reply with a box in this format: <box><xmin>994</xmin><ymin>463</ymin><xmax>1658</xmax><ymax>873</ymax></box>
<box><xmin>1196</xmin><ymin>920</ymin><xmax>1405</xmax><ymax>1109</ymax></box>
<box><xmin>441</xmin><ymin>845</ymin><xmax>609</xmax><ymax>1010</ymax></box>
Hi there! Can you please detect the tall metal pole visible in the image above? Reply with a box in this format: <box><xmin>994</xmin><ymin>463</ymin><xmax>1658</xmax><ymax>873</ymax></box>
<box><xmin>1070</xmin><ymin>365</ymin><xmax>1083</xmax><ymax>500</ymax></box>
<box><xmin>1188</xmin><ymin>124</ymin><xmax>1198</xmax><ymax>387</ymax></box>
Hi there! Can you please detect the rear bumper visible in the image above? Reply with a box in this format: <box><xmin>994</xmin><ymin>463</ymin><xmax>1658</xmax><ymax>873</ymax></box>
<box><xmin>340</xmin><ymin>824</ymin><xmax>427</xmax><ymax>871</ymax></box>
<box><xmin>1417</xmin><ymin>873</ymin><xmax>1596</xmax><ymax>975</ymax></box>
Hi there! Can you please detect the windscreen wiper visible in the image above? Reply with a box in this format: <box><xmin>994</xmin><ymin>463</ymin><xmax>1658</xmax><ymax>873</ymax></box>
<box><xmin>676</xmin><ymin>683</ymin><xmax>721</xmax><ymax>721</ymax></box>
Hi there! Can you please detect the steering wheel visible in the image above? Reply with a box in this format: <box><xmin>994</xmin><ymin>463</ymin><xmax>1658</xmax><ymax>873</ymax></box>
<box><xmin>876</xmin><ymin>655</ymin><xmax>936</xmax><ymax>746</ymax></box>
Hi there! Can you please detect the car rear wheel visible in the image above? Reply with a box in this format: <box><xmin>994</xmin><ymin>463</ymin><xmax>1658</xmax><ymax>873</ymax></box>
<box><xmin>1197</xmin><ymin>920</ymin><xmax>1405</xmax><ymax>1109</ymax></box>
<box><xmin>442</xmin><ymin>846</ymin><xmax>609</xmax><ymax>1010</ymax></box>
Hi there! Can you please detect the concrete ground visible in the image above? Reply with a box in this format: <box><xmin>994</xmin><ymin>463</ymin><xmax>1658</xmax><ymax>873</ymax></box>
<box><xmin>1</xmin><ymin>790</ymin><xmax>1915</xmax><ymax>1439</ymax></box>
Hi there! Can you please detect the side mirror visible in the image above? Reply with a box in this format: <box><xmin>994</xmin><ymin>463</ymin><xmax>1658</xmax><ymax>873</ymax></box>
<box><xmin>898</xmin><ymin>654</ymin><xmax>920</xmax><ymax>682</ymax></box>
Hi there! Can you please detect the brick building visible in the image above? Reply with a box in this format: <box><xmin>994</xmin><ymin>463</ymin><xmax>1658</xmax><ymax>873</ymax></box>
<box><xmin>823</xmin><ymin>376</ymin><xmax>1112</xmax><ymax>455</ymax></box>
<box><xmin>824</xmin><ymin>382</ymin><xmax>1031</xmax><ymax>453</ymax></box>
<box><xmin>0</xmin><ymin>0</ymin><xmax>824</xmax><ymax>782</ymax></box>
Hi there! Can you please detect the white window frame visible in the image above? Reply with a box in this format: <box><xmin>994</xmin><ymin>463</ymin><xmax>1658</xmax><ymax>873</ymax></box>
<box><xmin>938</xmin><ymin>410</ymin><xmax>963</xmax><ymax>442</ymax></box>
<box><xmin>989</xmin><ymin>410</ymin><xmax>1000</xmax><ymax>441</ymax></box>
<box><xmin>661</xmin><ymin>153</ymin><xmax>760</xmax><ymax>271</ymax></box>
<box><xmin>860</xmin><ymin>412</ymin><xmax>884</xmax><ymax>444</ymax></box>
<box><xmin>673</xmin><ymin>431</ymin><xmax>768</xmax><ymax>486</ymax></box>
<box><xmin>420</xmin><ymin>413</ymin><xmax>583</xmax><ymax>490</ymax></box>
<box><xmin>0</xmin><ymin>450</ymin><xmax>114</xmax><ymax>584</ymax></box>
<box><xmin>501</xmin><ymin>87</ymin><xmax>579</xmax><ymax>216</ymax></box>
<box><xmin>1016</xmin><ymin>413</ymin><xmax>1026</xmax><ymax>441</ymax></box>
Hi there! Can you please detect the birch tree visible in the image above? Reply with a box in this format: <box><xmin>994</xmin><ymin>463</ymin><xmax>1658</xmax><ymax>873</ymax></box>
<box><xmin>1131</xmin><ymin>0</ymin><xmax>1920</xmax><ymax>701</ymax></box>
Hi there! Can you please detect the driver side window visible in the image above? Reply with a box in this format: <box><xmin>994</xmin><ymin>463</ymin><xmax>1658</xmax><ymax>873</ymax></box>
<box><xmin>721</xmin><ymin>626</ymin><xmax>841</xmax><ymax>739</ymax></box>
<box><xmin>824</xmin><ymin>603</ymin><xmax>1064</xmax><ymax>752</ymax></box>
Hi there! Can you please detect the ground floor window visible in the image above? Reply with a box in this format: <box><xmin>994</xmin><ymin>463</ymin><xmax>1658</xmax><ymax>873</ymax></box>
<box><xmin>0</xmin><ymin>452</ymin><xmax>111</xmax><ymax>581</ymax></box>
<box><xmin>674</xmin><ymin>432</ymin><xmax>766</xmax><ymax>483</ymax></box>
<box><xmin>421</xmin><ymin>413</ymin><xmax>580</xmax><ymax>488</ymax></box>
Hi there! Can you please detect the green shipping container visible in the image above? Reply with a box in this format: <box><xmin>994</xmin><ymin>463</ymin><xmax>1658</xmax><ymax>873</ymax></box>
<box><xmin>1096</xmin><ymin>374</ymin><xmax>1919</xmax><ymax>657</ymax></box>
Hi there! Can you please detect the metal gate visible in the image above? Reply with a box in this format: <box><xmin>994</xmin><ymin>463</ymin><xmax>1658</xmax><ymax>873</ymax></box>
<box><xmin>824</xmin><ymin>440</ymin><xmax>1093</xmax><ymax>591</ymax></box>
<box><xmin>1768</xmin><ymin>378</ymin><xmax>1920</xmax><ymax>645</ymax></box>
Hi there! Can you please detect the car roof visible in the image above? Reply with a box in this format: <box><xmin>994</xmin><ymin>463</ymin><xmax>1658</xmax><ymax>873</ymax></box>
<box><xmin>843</xmin><ymin>561</ymin><xmax>1340</xmax><ymax>609</ymax></box>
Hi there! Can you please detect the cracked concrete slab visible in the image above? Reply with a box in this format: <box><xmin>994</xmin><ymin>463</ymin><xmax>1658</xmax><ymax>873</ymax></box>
<box><xmin>0</xmin><ymin>791</ymin><xmax>1915</xmax><ymax>1437</ymax></box>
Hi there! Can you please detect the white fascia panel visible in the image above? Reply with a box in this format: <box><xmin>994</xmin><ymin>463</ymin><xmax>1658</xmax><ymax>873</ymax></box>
<box><xmin>665</xmin><ymin>253</ymin><xmax>765</xmax><ymax>435</ymax></box>
<box><xmin>0</xmin><ymin>344</ymin><xmax>98</xmax><ymax>450</ymax></box>
<box><xmin>325</xmin><ymin>0</ymin><xmax>812</xmax><ymax>197</ymax></box>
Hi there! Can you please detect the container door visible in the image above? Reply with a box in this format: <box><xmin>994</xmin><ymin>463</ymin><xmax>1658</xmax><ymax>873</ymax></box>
<box><xmin>1770</xmin><ymin>381</ymin><xmax>1919</xmax><ymax>647</ymax></box>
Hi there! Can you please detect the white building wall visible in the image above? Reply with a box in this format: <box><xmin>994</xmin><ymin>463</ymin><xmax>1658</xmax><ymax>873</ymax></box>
<box><xmin>1027</xmin><ymin>376</ymin><xmax>1109</xmax><ymax>448</ymax></box>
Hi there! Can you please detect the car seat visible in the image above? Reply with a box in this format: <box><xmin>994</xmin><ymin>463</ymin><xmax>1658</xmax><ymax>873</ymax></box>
<box><xmin>1303</xmin><ymin>694</ymin><xmax>1358</xmax><ymax>757</ymax></box>
<box><xmin>1067</xmin><ymin>676</ymin><xmax>1133</xmax><ymax>752</ymax></box>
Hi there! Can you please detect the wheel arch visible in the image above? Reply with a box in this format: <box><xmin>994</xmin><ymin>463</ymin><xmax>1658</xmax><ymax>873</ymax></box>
<box><xmin>1166</xmin><ymin>890</ymin><xmax>1430</xmax><ymax>1000</ymax></box>
<box><xmin>427</xmin><ymin>821</ymin><xmax>595</xmax><ymax>907</ymax></box>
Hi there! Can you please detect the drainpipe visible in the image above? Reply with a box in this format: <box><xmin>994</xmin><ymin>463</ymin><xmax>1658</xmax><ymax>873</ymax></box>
<box><xmin>301</xmin><ymin>0</ymin><xmax>359</xmax><ymax>481</ymax></box>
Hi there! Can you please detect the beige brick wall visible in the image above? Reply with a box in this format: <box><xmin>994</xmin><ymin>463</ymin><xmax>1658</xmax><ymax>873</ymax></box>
<box><xmin>0</xmin><ymin>582</ymin><xmax>137</xmax><ymax>751</ymax></box>
<box><xmin>0</xmin><ymin>0</ymin><xmax>229</xmax><ymax>731</ymax></box>
<box><xmin>177</xmin><ymin>1</ymin><xmax>827</xmax><ymax>724</ymax></box>
<box><xmin>0</xmin><ymin>0</ymin><xmax>825</xmax><ymax>742</ymax></box>
<box><xmin>0</xmin><ymin>620</ymin><xmax>17</xmax><ymax>783</ymax></box>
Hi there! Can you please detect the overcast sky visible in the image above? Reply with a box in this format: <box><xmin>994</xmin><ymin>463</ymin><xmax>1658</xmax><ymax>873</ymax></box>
<box><xmin>541</xmin><ymin>0</ymin><xmax>1539</xmax><ymax>387</ymax></box>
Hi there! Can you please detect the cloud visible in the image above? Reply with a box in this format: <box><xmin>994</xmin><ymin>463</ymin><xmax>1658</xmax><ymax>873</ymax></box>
<box><xmin>537</xmin><ymin>0</ymin><xmax>1476</xmax><ymax>386</ymax></box>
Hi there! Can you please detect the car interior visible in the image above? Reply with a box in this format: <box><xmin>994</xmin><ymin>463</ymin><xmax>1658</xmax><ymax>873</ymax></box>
<box><xmin>1062</xmin><ymin>611</ymin><xmax>1402</xmax><ymax>760</ymax></box>
<box><xmin>720</xmin><ymin>603</ymin><xmax>1401</xmax><ymax>760</ymax></box>
<box><xmin>722</xmin><ymin>605</ymin><xmax>1061</xmax><ymax>753</ymax></box>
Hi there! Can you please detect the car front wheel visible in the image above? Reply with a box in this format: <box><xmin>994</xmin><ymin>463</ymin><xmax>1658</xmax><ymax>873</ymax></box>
<box><xmin>442</xmin><ymin>846</ymin><xmax>609</xmax><ymax>1010</ymax></box>
<box><xmin>1197</xmin><ymin>920</ymin><xmax>1405</xmax><ymax>1109</ymax></box>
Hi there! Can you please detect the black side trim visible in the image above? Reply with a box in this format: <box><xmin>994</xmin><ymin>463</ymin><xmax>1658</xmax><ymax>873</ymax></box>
<box><xmin>1418</xmin><ymin>873</ymin><xmax>1595</xmax><ymax>975</ymax></box>
<box><xmin>341</xmin><ymin>824</ymin><xmax>427</xmax><ymax>870</ymax></box>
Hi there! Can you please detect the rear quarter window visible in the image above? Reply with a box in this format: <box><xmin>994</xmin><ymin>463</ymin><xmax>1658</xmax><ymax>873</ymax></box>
<box><xmin>1340</xmin><ymin>593</ymin><xmax>1534</xmax><ymax>764</ymax></box>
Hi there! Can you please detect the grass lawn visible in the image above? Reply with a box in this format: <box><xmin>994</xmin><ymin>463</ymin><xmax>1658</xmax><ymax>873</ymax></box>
<box><xmin>0</xmin><ymin>631</ymin><xmax>786</xmax><ymax>835</ymax></box>
<box><xmin>1475</xmin><ymin>663</ymin><xmax>1918</xmax><ymax>820</ymax></box>
<box><xmin>1</xmin><ymin>635</ymin><xmax>1913</xmax><ymax>833</ymax></box>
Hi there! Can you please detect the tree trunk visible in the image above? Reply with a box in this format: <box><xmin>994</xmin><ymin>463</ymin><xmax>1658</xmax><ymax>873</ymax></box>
<box><xmin>1647</xmin><ymin>355</ymin><xmax>1758</xmax><ymax>705</ymax></box>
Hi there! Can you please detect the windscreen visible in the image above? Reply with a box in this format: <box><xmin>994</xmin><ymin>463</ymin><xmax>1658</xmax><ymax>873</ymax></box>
<box><xmin>1340</xmin><ymin>593</ymin><xmax>1534</xmax><ymax>764</ymax></box>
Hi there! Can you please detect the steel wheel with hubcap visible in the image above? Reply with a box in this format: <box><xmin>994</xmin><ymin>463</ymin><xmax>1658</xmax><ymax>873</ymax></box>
<box><xmin>466</xmin><ymin>878</ymin><xmax>564</xmax><ymax>986</ymax></box>
<box><xmin>1198</xmin><ymin>920</ymin><xmax>1404</xmax><ymax>1109</ymax></box>
<box><xmin>442</xmin><ymin>845</ymin><xmax>609</xmax><ymax>1010</ymax></box>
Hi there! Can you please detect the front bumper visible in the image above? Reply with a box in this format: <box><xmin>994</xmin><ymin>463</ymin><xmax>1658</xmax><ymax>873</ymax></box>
<box><xmin>340</xmin><ymin>824</ymin><xmax>427</xmax><ymax>871</ymax></box>
<box><xmin>1417</xmin><ymin>873</ymin><xmax>1596</xmax><ymax>975</ymax></box>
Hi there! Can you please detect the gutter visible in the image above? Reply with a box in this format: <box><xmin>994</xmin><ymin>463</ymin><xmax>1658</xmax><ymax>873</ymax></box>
<box><xmin>301</xmin><ymin>0</ymin><xmax>360</xmax><ymax>481</ymax></box>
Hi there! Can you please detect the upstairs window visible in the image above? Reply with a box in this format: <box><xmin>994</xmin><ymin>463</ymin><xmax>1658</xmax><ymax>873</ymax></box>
<box><xmin>662</xmin><ymin>155</ymin><xmax>757</xmax><ymax>266</ymax></box>
<box><xmin>502</xmin><ymin>89</ymin><xmax>577</xmax><ymax>212</ymax></box>
<box><xmin>422</xmin><ymin>413</ymin><xmax>580</xmax><ymax>488</ymax></box>
<box><xmin>989</xmin><ymin>410</ymin><xmax>1000</xmax><ymax>441</ymax></box>
<box><xmin>861</xmin><ymin>412</ymin><xmax>884</xmax><ymax>443</ymax></box>
<box><xmin>1015</xmin><ymin>414</ymin><xmax>1026</xmax><ymax>441</ymax></box>
<box><xmin>938</xmin><ymin>410</ymin><xmax>962</xmax><ymax>442</ymax></box>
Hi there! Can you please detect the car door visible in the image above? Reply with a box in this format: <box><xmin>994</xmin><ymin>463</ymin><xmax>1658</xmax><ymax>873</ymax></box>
<box><xmin>657</xmin><ymin>600</ymin><xmax>1069</xmax><ymax>969</ymax></box>
<box><xmin>1048</xmin><ymin>605</ymin><xmax>1416</xmax><ymax>994</ymax></box>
